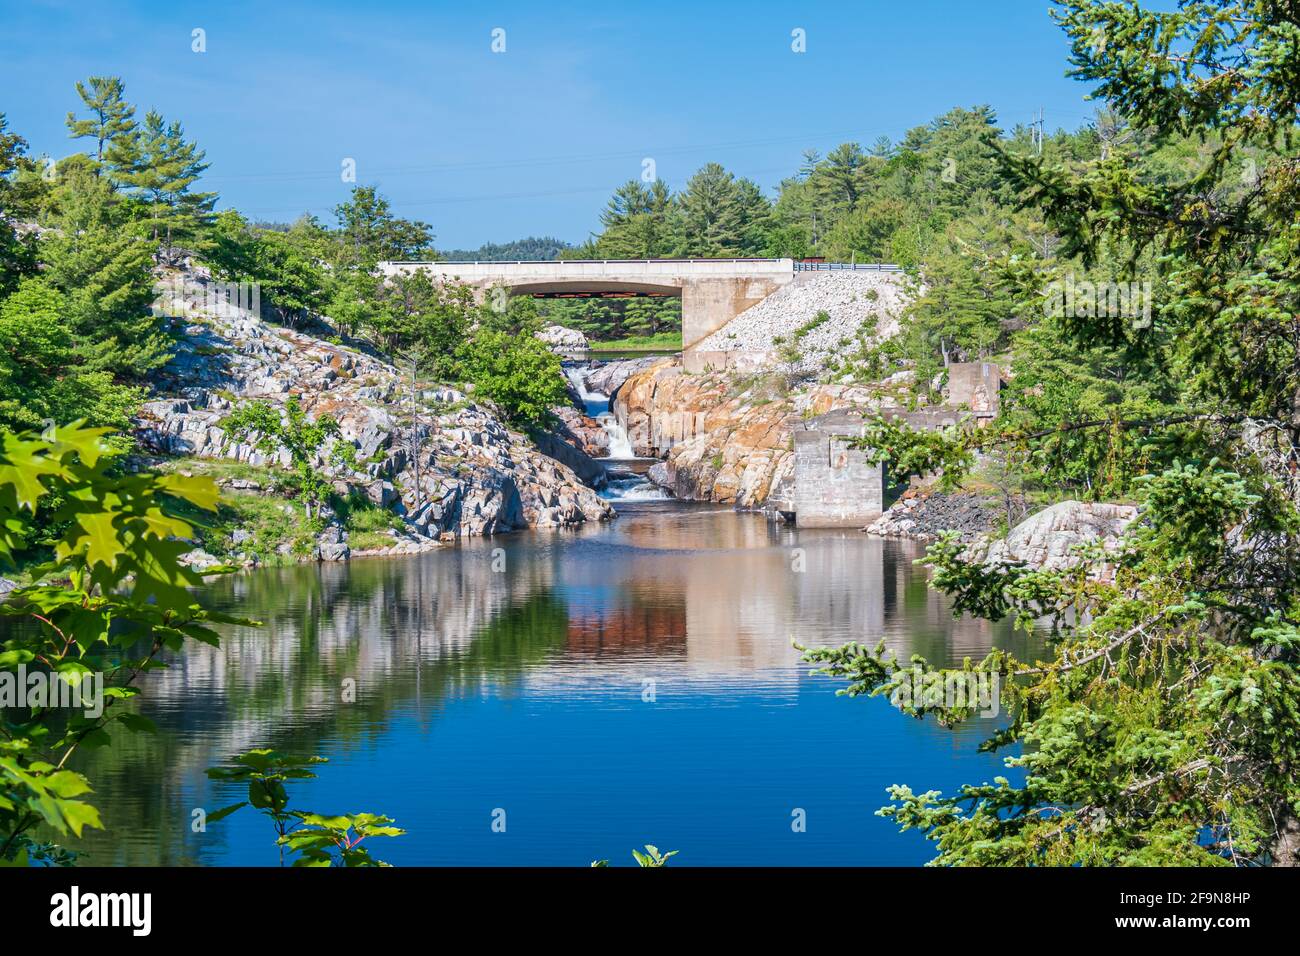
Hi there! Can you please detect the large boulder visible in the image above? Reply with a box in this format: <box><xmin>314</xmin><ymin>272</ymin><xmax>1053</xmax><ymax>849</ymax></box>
<box><xmin>585</xmin><ymin>357</ymin><xmax>658</xmax><ymax>398</ymax></box>
<box><xmin>532</xmin><ymin>428</ymin><xmax>607</xmax><ymax>488</ymax></box>
<box><xmin>609</xmin><ymin>358</ymin><xmax>896</xmax><ymax>507</ymax></box>
<box><xmin>550</xmin><ymin>405</ymin><xmax>610</xmax><ymax>458</ymax></box>
<box><xmin>316</xmin><ymin>525</ymin><xmax>351</xmax><ymax>562</ymax></box>
<box><xmin>976</xmin><ymin>501</ymin><xmax>1138</xmax><ymax>573</ymax></box>
<box><xmin>535</xmin><ymin>324</ymin><xmax>588</xmax><ymax>353</ymax></box>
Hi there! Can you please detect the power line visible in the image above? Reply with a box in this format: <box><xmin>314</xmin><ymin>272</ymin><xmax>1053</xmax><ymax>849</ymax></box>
<box><xmin>203</xmin><ymin>124</ymin><xmax>907</xmax><ymax>184</ymax></box>
<box><xmin>208</xmin><ymin>109</ymin><xmax>1103</xmax><ymax>185</ymax></box>
<box><xmin>234</xmin><ymin>164</ymin><xmax>802</xmax><ymax>218</ymax></box>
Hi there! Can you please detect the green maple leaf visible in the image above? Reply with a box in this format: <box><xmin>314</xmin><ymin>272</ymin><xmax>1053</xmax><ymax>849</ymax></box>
<box><xmin>0</xmin><ymin>435</ymin><xmax>66</xmax><ymax>512</ymax></box>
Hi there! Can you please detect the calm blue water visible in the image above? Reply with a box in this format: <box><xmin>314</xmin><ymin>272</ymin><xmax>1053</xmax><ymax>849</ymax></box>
<box><xmin>73</xmin><ymin>502</ymin><xmax>1042</xmax><ymax>866</ymax></box>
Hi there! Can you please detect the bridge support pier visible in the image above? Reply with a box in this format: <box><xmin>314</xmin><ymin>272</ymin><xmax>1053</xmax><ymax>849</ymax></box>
<box><xmin>679</xmin><ymin>276</ymin><xmax>790</xmax><ymax>350</ymax></box>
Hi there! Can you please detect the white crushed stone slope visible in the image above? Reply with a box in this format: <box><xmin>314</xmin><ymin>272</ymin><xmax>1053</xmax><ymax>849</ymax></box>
<box><xmin>694</xmin><ymin>271</ymin><xmax>912</xmax><ymax>370</ymax></box>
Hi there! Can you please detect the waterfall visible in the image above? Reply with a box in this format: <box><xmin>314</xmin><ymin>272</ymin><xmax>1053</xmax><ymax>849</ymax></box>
<box><xmin>598</xmin><ymin>413</ymin><xmax>635</xmax><ymax>460</ymax></box>
<box><xmin>599</xmin><ymin>474</ymin><xmax>669</xmax><ymax>501</ymax></box>
<box><xmin>567</xmin><ymin>362</ymin><xmax>636</xmax><ymax>459</ymax></box>
<box><xmin>565</xmin><ymin>366</ymin><xmax>607</xmax><ymax>418</ymax></box>
<box><xmin>565</xmin><ymin>366</ymin><xmax>596</xmax><ymax>402</ymax></box>
<box><xmin>565</xmin><ymin>359</ymin><xmax>673</xmax><ymax>502</ymax></box>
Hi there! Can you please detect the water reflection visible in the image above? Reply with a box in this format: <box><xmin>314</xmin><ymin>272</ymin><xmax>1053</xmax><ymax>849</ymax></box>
<box><xmin>69</xmin><ymin>503</ymin><xmax>1043</xmax><ymax>866</ymax></box>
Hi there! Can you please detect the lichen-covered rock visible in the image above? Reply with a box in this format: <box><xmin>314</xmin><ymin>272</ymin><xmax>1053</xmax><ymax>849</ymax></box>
<box><xmin>535</xmin><ymin>324</ymin><xmax>588</xmax><ymax>353</ymax></box>
<box><xmin>975</xmin><ymin>500</ymin><xmax>1138</xmax><ymax>573</ymax></box>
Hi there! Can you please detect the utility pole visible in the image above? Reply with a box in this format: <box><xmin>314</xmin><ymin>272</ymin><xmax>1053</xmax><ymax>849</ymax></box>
<box><xmin>1032</xmin><ymin>108</ymin><xmax>1045</xmax><ymax>156</ymax></box>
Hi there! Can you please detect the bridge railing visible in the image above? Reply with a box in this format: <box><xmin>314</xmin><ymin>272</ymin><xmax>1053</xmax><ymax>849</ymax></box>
<box><xmin>793</xmin><ymin>262</ymin><xmax>904</xmax><ymax>272</ymax></box>
<box><xmin>383</xmin><ymin>258</ymin><xmax>791</xmax><ymax>266</ymax></box>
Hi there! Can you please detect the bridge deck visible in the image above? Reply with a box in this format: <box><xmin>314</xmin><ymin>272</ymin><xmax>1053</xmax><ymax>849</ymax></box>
<box><xmin>379</xmin><ymin>258</ymin><xmax>797</xmax><ymax>281</ymax></box>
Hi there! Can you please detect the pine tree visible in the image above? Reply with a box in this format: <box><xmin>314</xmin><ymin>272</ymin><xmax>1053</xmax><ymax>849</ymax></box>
<box><xmin>676</xmin><ymin>163</ymin><xmax>750</xmax><ymax>257</ymax></box>
<box><xmin>332</xmin><ymin>185</ymin><xmax>432</xmax><ymax>270</ymax></box>
<box><xmin>127</xmin><ymin>111</ymin><xmax>215</xmax><ymax>261</ymax></box>
<box><xmin>40</xmin><ymin>165</ymin><xmax>169</xmax><ymax>379</ymax></box>
<box><xmin>65</xmin><ymin>76</ymin><xmax>137</xmax><ymax>171</ymax></box>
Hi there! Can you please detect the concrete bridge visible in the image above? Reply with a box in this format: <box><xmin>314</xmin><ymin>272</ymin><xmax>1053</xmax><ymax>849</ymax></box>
<box><xmin>378</xmin><ymin>258</ymin><xmax>797</xmax><ymax>349</ymax></box>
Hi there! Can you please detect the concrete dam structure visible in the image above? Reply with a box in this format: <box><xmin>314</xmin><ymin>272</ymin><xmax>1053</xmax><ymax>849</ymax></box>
<box><xmin>379</xmin><ymin>257</ymin><xmax>798</xmax><ymax>350</ymax></box>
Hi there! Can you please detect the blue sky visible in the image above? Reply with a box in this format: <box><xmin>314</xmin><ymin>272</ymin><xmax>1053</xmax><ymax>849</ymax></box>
<box><xmin>1</xmin><ymin>1</ymin><xmax>1102</xmax><ymax>248</ymax></box>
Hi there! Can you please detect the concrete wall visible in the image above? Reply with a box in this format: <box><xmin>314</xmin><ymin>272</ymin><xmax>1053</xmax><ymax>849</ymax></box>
<box><xmin>680</xmin><ymin>276</ymin><xmax>790</xmax><ymax>349</ymax></box>
<box><xmin>791</xmin><ymin>409</ymin><xmax>884</xmax><ymax>528</ymax></box>
<box><xmin>788</xmin><ymin>407</ymin><xmax>966</xmax><ymax>528</ymax></box>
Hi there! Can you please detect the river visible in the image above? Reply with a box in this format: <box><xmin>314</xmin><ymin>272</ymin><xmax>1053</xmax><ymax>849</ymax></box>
<box><xmin>70</xmin><ymin>501</ymin><xmax>1045</xmax><ymax>866</ymax></box>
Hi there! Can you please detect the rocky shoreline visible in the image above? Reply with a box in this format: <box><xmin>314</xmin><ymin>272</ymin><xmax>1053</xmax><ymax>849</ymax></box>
<box><xmin>865</xmin><ymin>493</ymin><xmax>1140</xmax><ymax>578</ymax></box>
<box><xmin>864</xmin><ymin>492</ymin><xmax>1002</xmax><ymax>543</ymax></box>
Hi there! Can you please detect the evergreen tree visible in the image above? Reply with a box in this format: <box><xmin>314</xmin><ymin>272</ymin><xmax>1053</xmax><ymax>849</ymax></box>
<box><xmin>810</xmin><ymin>0</ymin><xmax>1300</xmax><ymax>867</ymax></box>
<box><xmin>125</xmin><ymin>111</ymin><xmax>215</xmax><ymax>261</ymax></box>
<box><xmin>40</xmin><ymin>164</ymin><xmax>169</xmax><ymax>379</ymax></box>
<box><xmin>813</xmin><ymin>142</ymin><xmax>874</xmax><ymax>215</ymax></box>
<box><xmin>332</xmin><ymin>185</ymin><xmax>432</xmax><ymax>270</ymax></box>
<box><xmin>594</xmin><ymin>179</ymin><xmax>676</xmax><ymax>258</ymax></box>
<box><xmin>676</xmin><ymin>163</ymin><xmax>770</xmax><ymax>257</ymax></box>
<box><xmin>65</xmin><ymin>76</ymin><xmax>137</xmax><ymax>171</ymax></box>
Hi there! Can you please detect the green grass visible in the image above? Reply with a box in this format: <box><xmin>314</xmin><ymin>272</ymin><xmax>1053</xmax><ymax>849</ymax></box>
<box><xmin>587</xmin><ymin>331</ymin><xmax>682</xmax><ymax>352</ymax></box>
<box><xmin>157</xmin><ymin>457</ymin><xmax>334</xmax><ymax>563</ymax></box>
<box><xmin>155</xmin><ymin>456</ymin><xmax>284</xmax><ymax>486</ymax></box>
<box><xmin>156</xmin><ymin>458</ymin><xmax>320</xmax><ymax>563</ymax></box>
<box><xmin>337</xmin><ymin>494</ymin><xmax>407</xmax><ymax>551</ymax></box>
<box><xmin>156</xmin><ymin>455</ymin><xmax>421</xmax><ymax>560</ymax></box>
<box><xmin>205</xmin><ymin>492</ymin><xmax>321</xmax><ymax>564</ymax></box>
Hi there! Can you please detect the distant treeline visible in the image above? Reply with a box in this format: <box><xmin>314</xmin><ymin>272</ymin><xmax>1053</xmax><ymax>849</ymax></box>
<box><xmin>437</xmin><ymin>236</ymin><xmax>571</xmax><ymax>262</ymax></box>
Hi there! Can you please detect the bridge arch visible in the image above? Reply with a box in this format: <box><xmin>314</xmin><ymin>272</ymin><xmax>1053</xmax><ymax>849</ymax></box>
<box><xmin>380</xmin><ymin>259</ymin><xmax>796</xmax><ymax>349</ymax></box>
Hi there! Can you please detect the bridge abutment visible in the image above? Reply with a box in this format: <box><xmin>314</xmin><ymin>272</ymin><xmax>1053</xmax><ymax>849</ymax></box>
<box><xmin>679</xmin><ymin>275</ymin><xmax>792</xmax><ymax>350</ymax></box>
